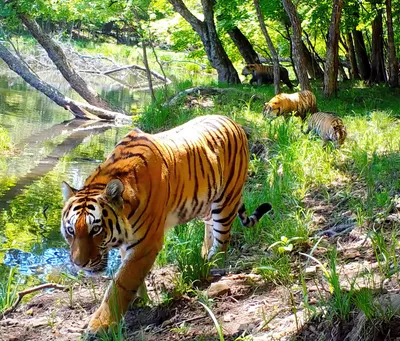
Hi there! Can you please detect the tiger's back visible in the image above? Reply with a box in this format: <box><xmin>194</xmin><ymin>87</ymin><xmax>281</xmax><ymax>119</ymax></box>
<box><xmin>303</xmin><ymin>111</ymin><xmax>347</xmax><ymax>147</ymax></box>
<box><xmin>60</xmin><ymin>114</ymin><xmax>271</xmax><ymax>331</ymax></box>
<box><xmin>242</xmin><ymin>64</ymin><xmax>293</xmax><ymax>89</ymax></box>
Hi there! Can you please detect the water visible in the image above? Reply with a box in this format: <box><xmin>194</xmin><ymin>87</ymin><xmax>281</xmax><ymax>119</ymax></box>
<box><xmin>0</xmin><ymin>73</ymin><xmax>144</xmax><ymax>282</ymax></box>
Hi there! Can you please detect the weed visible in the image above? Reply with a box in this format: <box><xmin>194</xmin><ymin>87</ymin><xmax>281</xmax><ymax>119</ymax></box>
<box><xmin>199</xmin><ymin>301</ymin><xmax>224</xmax><ymax>341</ymax></box>
<box><xmin>0</xmin><ymin>267</ymin><xmax>19</xmax><ymax>313</ymax></box>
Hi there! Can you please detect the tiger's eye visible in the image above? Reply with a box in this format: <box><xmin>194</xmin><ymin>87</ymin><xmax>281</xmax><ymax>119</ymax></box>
<box><xmin>92</xmin><ymin>226</ymin><xmax>102</xmax><ymax>234</ymax></box>
<box><xmin>67</xmin><ymin>226</ymin><xmax>74</xmax><ymax>235</ymax></box>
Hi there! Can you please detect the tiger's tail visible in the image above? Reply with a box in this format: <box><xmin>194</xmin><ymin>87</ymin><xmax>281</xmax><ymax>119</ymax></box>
<box><xmin>237</xmin><ymin>201</ymin><xmax>272</xmax><ymax>228</ymax></box>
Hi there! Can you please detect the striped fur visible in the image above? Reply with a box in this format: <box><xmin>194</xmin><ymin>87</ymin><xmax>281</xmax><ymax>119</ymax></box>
<box><xmin>303</xmin><ymin>112</ymin><xmax>347</xmax><ymax>148</ymax></box>
<box><xmin>263</xmin><ymin>90</ymin><xmax>318</xmax><ymax>122</ymax></box>
<box><xmin>60</xmin><ymin>115</ymin><xmax>272</xmax><ymax>331</ymax></box>
<box><xmin>242</xmin><ymin>64</ymin><xmax>293</xmax><ymax>89</ymax></box>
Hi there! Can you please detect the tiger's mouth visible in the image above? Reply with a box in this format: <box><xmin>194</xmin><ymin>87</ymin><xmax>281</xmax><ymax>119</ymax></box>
<box><xmin>263</xmin><ymin>105</ymin><xmax>279</xmax><ymax>119</ymax></box>
<box><xmin>71</xmin><ymin>253</ymin><xmax>109</xmax><ymax>276</ymax></box>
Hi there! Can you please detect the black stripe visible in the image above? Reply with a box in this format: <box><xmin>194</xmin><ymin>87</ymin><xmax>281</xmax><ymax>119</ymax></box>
<box><xmin>213</xmin><ymin>228</ymin><xmax>231</xmax><ymax>235</ymax></box>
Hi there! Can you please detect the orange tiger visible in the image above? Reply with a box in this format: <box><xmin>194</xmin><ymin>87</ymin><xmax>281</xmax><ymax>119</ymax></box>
<box><xmin>61</xmin><ymin>115</ymin><xmax>272</xmax><ymax>331</ymax></box>
<box><xmin>242</xmin><ymin>64</ymin><xmax>294</xmax><ymax>89</ymax></box>
<box><xmin>263</xmin><ymin>90</ymin><xmax>318</xmax><ymax>122</ymax></box>
<box><xmin>303</xmin><ymin>112</ymin><xmax>347</xmax><ymax>148</ymax></box>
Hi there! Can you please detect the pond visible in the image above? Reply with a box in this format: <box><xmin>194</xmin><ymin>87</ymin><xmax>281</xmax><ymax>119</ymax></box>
<box><xmin>0</xmin><ymin>73</ymin><xmax>146</xmax><ymax>286</ymax></box>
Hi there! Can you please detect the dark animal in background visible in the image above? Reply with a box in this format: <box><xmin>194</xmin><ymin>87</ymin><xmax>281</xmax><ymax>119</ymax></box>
<box><xmin>303</xmin><ymin>112</ymin><xmax>347</xmax><ymax>148</ymax></box>
<box><xmin>263</xmin><ymin>90</ymin><xmax>318</xmax><ymax>122</ymax></box>
<box><xmin>241</xmin><ymin>64</ymin><xmax>294</xmax><ymax>89</ymax></box>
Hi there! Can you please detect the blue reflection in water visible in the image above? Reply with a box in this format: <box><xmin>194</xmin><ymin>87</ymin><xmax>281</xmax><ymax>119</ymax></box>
<box><xmin>4</xmin><ymin>248</ymin><xmax>122</xmax><ymax>280</ymax></box>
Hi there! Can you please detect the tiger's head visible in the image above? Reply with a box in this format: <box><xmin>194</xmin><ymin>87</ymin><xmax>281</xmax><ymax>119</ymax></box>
<box><xmin>241</xmin><ymin>64</ymin><xmax>257</xmax><ymax>76</ymax></box>
<box><xmin>263</xmin><ymin>94</ymin><xmax>287</xmax><ymax>119</ymax></box>
<box><xmin>60</xmin><ymin>179</ymin><xmax>129</xmax><ymax>275</ymax></box>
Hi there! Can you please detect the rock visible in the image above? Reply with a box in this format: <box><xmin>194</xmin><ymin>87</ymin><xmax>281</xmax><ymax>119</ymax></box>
<box><xmin>207</xmin><ymin>282</ymin><xmax>230</xmax><ymax>298</ymax></box>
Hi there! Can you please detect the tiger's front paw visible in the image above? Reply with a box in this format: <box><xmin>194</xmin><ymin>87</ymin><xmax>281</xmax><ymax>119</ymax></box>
<box><xmin>87</xmin><ymin>303</ymin><xmax>114</xmax><ymax>332</ymax></box>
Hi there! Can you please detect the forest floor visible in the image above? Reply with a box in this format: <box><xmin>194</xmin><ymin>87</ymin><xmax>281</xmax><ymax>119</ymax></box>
<box><xmin>2</xmin><ymin>187</ymin><xmax>400</xmax><ymax>341</ymax></box>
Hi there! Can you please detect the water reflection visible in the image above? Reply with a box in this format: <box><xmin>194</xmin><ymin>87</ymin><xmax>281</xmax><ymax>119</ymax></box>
<box><xmin>0</xmin><ymin>74</ymin><xmax>137</xmax><ymax>281</ymax></box>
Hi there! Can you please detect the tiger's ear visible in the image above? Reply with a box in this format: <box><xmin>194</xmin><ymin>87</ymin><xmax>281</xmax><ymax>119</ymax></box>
<box><xmin>61</xmin><ymin>182</ymin><xmax>76</xmax><ymax>202</ymax></box>
<box><xmin>104</xmin><ymin>179</ymin><xmax>124</xmax><ymax>205</ymax></box>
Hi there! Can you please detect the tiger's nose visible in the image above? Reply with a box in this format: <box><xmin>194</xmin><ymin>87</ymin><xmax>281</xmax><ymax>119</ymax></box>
<box><xmin>70</xmin><ymin>253</ymin><xmax>89</xmax><ymax>267</ymax></box>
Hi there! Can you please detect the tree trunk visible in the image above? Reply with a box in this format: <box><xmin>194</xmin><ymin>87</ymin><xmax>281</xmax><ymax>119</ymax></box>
<box><xmin>369</xmin><ymin>9</ymin><xmax>386</xmax><ymax>83</ymax></box>
<box><xmin>282</xmin><ymin>0</ymin><xmax>311</xmax><ymax>91</ymax></box>
<box><xmin>227</xmin><ymin>27</ymin><xmax>260</xmax><ymax>64</ymax></box>
<box><xmin>168</xmin><ymin>0</ymin><xmax>240</xmax><ymax>84</ymax></box>
<box><xmin>254</xmin><ymin>0</ymin><xmax>280</xmax><ymax>94</ymax></box>
<box><xmin>346</xmin><ymin>32</ymin><xmax>360</xmax><ymax>80</ymax></box>
<box><xmin>0</xmin><ymin>42</ymin><xmax>129</xmax><ymax>122</ymax></box>
<box><xmin>323</xmin><ymin>0</ymin><xmax>344</xmax><ymax>97</ymax></box>
<box><xmin>142</xmin><ymin>41</ymin><xmax>156</xmax><ymax>102</ymax></box>
<box><xmin>353</xmin><ymin>29</ymin><xmax>371</xmax><ymax>80</ymax></box>
<box><xmin>19</xmin><ymin>14</ymin><xmax>117</xmax><ymax>111</ymax></box>
<box><xmin>385</xmin><ymin>0</ymin><xmax>398</xmax><ymax>87</ymax></box>
<box><xmin>285</xmin><ymin>24</ymin><xmax>298</xmax><ymax>82</ymax></box>
<box><xmin>302</xmin><ymin>41</ymin><xmax>324</xmax><ymax>79</ymax></box>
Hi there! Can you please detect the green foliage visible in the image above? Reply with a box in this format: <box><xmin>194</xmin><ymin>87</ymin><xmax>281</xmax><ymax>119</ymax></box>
<box><xmin>0</xmin><ymin>267</ymin><xmax>19</xmax><ymax>313</ymax></box>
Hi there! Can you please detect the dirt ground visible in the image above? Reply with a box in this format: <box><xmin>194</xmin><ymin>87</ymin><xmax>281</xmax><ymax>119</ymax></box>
<box><xmin>1</xmin><ymin>186</ymin><xmax>400</xmax><ymax>341</ymax></box>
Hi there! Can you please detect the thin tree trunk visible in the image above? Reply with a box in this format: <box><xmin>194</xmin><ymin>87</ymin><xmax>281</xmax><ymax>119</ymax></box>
<box><xmin>0</xmin><ymin>42</ymin><xmax>129</xmax><ymax>121</ymax></box>
<box><xmin>369</xmin><ymin>9</ymin><xmax>387</xmax><ymax>83</ymax></box>
<box><xmin>142</xmin><ymin>41</ymin><xmax>156</xmax><ymax>102</ymax></box>
<box><xmin>385</xmin><ymin>0</ymin><xmax>398</xmax><ymax>87</ymax></box>
<box><xmin>302</xmin><ymin>41</ymin><xmax>324</xmax><ymax>79</ymax></box>
<box><xmin>353</xmin><ymin>29</ymin><xmax>371</xmax><ymax>80</ymax></box>
<box><xmin>19</xmin><ymin>14</ymin><xmax>117</xmax><ymax>111</ymax></box>
<box><xmin>282</xmin><ymin>0</ymin><xmax>311</xmax><ymax>91</ymax></box>
<box><xmin>323</xmin><ymin>0</ymin><xmax>344</xmax><ymax>97</ymax></box>
<box><xmin>285</xmin><ymin>24</ymin><xmax>298</xmax><ymax>82</ymax></box>
<box><xmin>346</xmin><ymin>32</ymin><xmax>360</xmax><ymax>80</ymax></box>
<box><xmin>227</xmin><ymin>26</ymin><xmax>260</xmax><ymax>64</ymax></box>
<box><xmin>168</xmin><ymin>0</ymin><xmax>240</xmax><ymax>84</ymax></box>
<box><xmin>254</xmin><ymin>0</ymin><xmax>280</xmax><ymax>94</ymax></box>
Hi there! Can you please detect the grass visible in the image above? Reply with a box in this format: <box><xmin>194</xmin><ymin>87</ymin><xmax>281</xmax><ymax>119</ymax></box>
<box><xmin>0</xmin><ymin>267</ymin><xmax>19</xmax><ymax>313</ymax></box>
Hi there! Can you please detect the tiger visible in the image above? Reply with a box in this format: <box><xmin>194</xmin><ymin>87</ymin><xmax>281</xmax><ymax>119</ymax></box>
<box><xmin>241</xmin><ymin>64</ymin><xmax>294</xmax><ymax>89</ymax></box>
<box><xmin>60</xmin><ymin>115</ymin><xmax>272</xmax><ymax>332</ymax></box>
<box><xmin>263</xmin><ymin>90</ymin><xmax>318</xmax><ymax>123</ymax></box>
<box><xmin>303</xmin><ymin>111</ymin><xmax>347</xmax><ymax>148</ymax></box>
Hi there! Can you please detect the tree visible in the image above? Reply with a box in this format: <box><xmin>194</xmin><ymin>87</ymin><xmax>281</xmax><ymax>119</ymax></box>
<box><xmin>227</xmin><ymin>26</ymin><xmax>260</xmax><ymax>65</ymax></box>
<box><xmin>282</xmin><ymin>0</ymin><xmax>311</xmax><ymax>91</ymax></box>
<box><xmin>345</xmin><ymin>32</ymin><xmax>360</xmax><ymax>80</ymax></box>
<box><xmin>168</xmin><ymin>0</ymin><xmax>240</xmax><ymax>84</ymax></box>
<box><xmin>369</xmin><ymin>5</ymin><xmax>386</xmax><ymax>84</ymax></box>
<box><xmin>0</xmin><ymin>42</ymin><xmax>128</xmax><ymax>121</ymax></box>
<box><xmin>254</xmin><ymin>0</ymin><xmax>280</xmax><ymax>94</ymax></box>
<box><xmin>18</xmin><ymin>14</ymin><xmax>117</xmax><ymax>112</ymax></box>
<box><xmin>353</xmin><ymin>29</ymin><xmax>371</xmax><ymax>80</ymax></box>
<box><xmin>323</xmin><ymin>0</ymin><xmax>344</xmax><ymax>97</ymax></box>
<box><xmin>385</xmin><ymin>0</ymin><xmax>398</xmax><ymax>87</ymax></box>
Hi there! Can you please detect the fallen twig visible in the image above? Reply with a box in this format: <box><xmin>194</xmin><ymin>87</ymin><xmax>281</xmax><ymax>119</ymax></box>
<box><xmin>1</xmin><ymin>283</ymin><xmax>69</xmax><ymax>318</ymax></box>
<box><xmin>153</xmin><ymin>315</ymin><xmax>206</xmax><ymax>334</ymax></box>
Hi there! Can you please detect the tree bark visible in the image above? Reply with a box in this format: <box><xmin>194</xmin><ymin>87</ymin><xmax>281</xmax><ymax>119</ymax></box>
<box><xmin>168</xmin><ymin>0</ymin><xmax>240</xmax><ymax>84</ymax></box>
<box><xmin>19</xmin><ymin>14</ymin><xmax>117</xmax><ymax>111</ymax></box>
<box><xmin>227</xmin><ymin>26</ymin><xmax>260</xmax><ymax>65</ymax></box>
<box><xmin>254</xmin><ymin>0</ymin><xmax>280</xmax><ymax>94</ymax></box>
<box><xmin>323</xmin><ymin>0</ymin><xmax>344</xmax><ymax>97</ymax></box>
<box><xmin>345</xmin><ymin>32</ymin><xmax>360</xmax><ymax>80</ymax></box>
<box><xmin>385</xmin><ymin>0</ymin><xmax>398</xmax><ymax>87</ymax></box>
<box><xmin>353</xmin><ymin>29</ymin><xmax>371</xmax><ymax>80</ymax></box>
<box><xmin>369</xmin><ymin>9</ymin><xmax>386</xmax><ymax>84</ymax></box>
<box><xmin>282</xmin><ymin>0</ymin><xmax>311</xmax><ymax>91</ymax></box>
<box><xmin>0</xmin><ymin>42</ymin><xmax>129</xmax><ymax>122</ymax></box>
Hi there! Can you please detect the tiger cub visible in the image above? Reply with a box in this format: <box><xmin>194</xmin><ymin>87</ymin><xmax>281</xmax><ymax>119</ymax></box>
<box><xmin>60</xmin><ymin>115</ymin><xmax>272</xmax><ymax>331</ymax></box>
<box><xmin>263</xmin><ymin>90</ymin><xmax>318</xmax><ymax>122</ymax></box>
<box><xmin>303</xmin><ymin>111</ymin><xmax>347</xmax><ymax>148</ymax></box>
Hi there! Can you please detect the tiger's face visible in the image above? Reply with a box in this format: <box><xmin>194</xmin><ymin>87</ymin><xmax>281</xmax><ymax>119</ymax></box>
<box><xmin>241</xmin><ymin>64</ymin><xmax>256</xmax><ymax>76</ymax></box>
<box><xmin>60</xmin><ymin>179</ymin><xmax>128</xmax><ymax>275</ymax></box>
<box><xmin>263</xmin><ymin>95</ymin><xmax>286</xmax><ymax>119</ymax></box>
